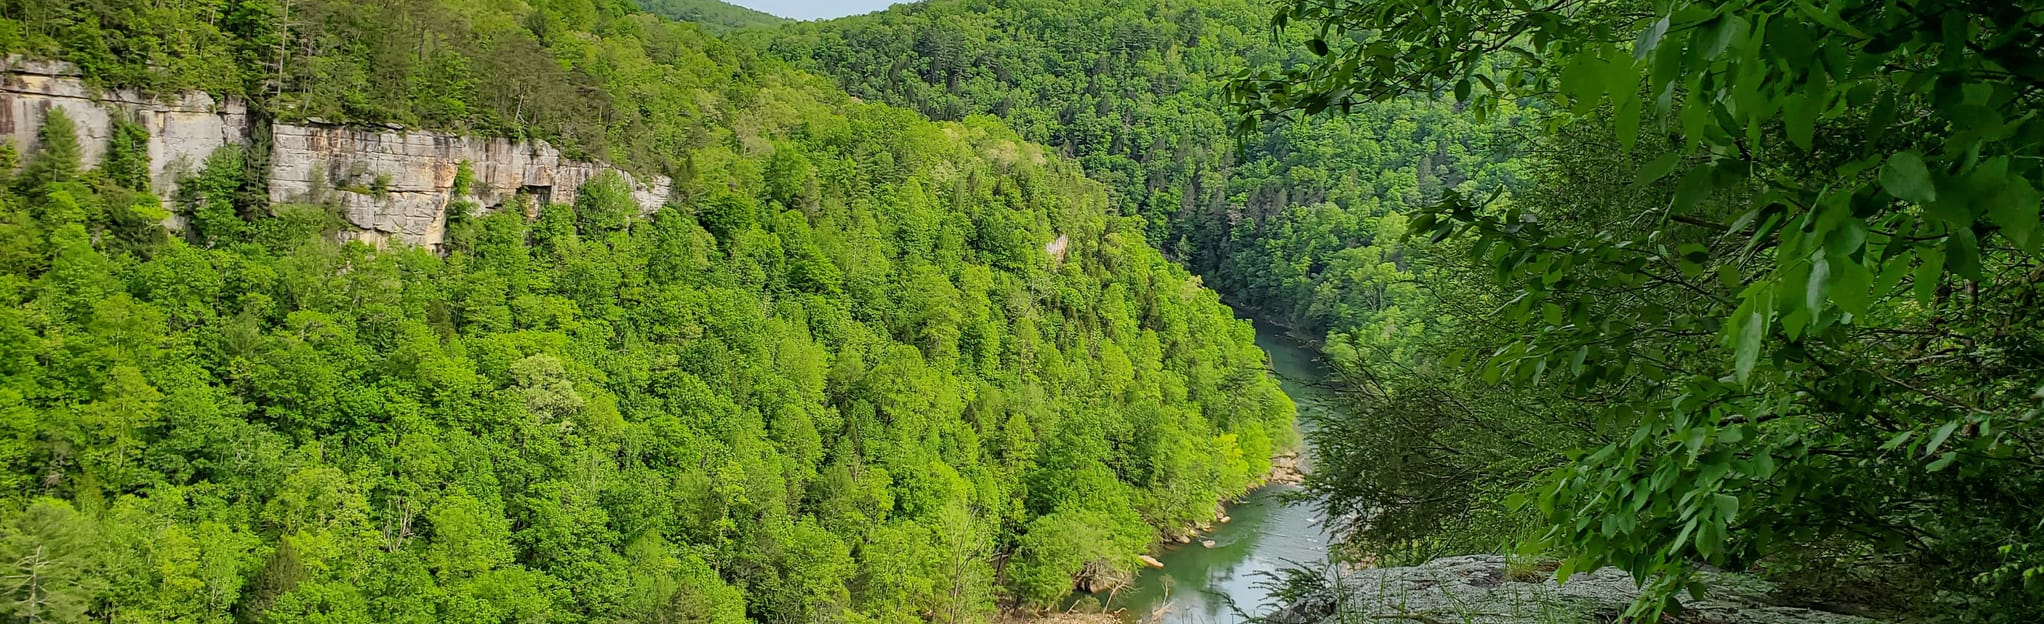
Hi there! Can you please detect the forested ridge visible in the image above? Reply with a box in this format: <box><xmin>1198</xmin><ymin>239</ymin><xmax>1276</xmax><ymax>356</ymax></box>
<box><xmin>0</xmin><ymin>0</ymin><xmax>1297</xmax><ymax>622</ymax></box>
<box><xmin>764</xmin><ymin>0</ymin><xmax>2044</xmax><ymax>620</ymax></box>
<box><xmin>633</xmin><ymin>0</ymin><xmax>789</xmax><ymax>33</ymax></box>
<box><xmin>752</xmin><ymin>0</ymin><xmax>1533</xmax><ymax>335</ymax></box>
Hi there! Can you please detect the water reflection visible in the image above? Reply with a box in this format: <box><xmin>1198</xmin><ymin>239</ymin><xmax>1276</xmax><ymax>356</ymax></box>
<box><xmin>1067</xmin><ymin>319</ymin><xmax>1335</xmax><ymax>623</ymax></box>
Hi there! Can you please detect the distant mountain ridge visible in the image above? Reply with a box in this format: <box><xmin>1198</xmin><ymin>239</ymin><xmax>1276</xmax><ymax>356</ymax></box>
<box><xmin>636</xmin><ymin>0</ymin><xmax>791</xmax><ymax>32</ymax></box>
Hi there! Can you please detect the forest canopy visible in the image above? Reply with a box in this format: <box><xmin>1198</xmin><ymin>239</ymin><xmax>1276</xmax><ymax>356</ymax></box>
<box><xmin>752</xmin><ymin>0</ymin><xmax>1535</xmax><ymax>335</ymax></box>
<box><xmin>0</xmin><ymin>0</ymin><xmax>1296</xmax><ymax>621</ymax></box>
<box><xmin>634</xmin><ymin>0</ymin><xmax>790</xmax><ymax>33</ymax></box>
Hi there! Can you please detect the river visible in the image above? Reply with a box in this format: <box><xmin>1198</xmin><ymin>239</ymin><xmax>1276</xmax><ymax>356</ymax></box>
<box><xmin>1068</xmin><ymin>319</ymin><xmax>1337</xmax><ymax>623</ymax></box>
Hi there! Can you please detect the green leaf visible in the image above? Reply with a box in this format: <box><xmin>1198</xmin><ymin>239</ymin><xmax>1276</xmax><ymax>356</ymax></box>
<box><xmin>1714</xmin><ymin>494</ymin><xmax>1739</xmax><ymax>520</ymax></box>
<box><xmin>1879</xmin><ymin>152</ymin><xmax>1937</xmax><ymax>204</ymax></box>
<box><xmin>1560</xmin><ymin>52</ymin><xmax>1602</xmax><ymax>112</ymax></box>
<box><xmin>1701</xmin><ymin>15</ymin><xmax>1743</xmax><ymax>59</ymax></box>
<box><xmin>1698</xmin><ymin>519</ymin><xmax>1725</xmax><ymax>558</ymax></box>
<box><xmin>1867</xmin><ymin>91</ymin><xmax>1896</xmax><ymax>142</ymax></box>
<box><xmin>1637</xmin><ymin>153</ymin><xmax>1682</xmax><ymax>185</ymax></box>
<box><xmin>1672</xmin><ymin>519</ymin><xmax>1699</xmax><ymax>557</ymax></box>
<box><xmin>1925</xmin><ymin>420</ymin><xmax>1960</xmax><ymax>457</ymax></box>
<box><xmin>1914</xmin><ymin>248</ymin><xmax>1945</xmax><ymax>304</ymax></box>
<box><xmin>1615</xmin><ymin>95</ymin><xmax>1642</xmax><ymax>151</ymax></box>
<box><xmin>1776</xmin><ymin>260</ymin><xmax>1812</xmax><ymax>335</ymax></box>
<box><xmin>1830</xmin><ymin>255</ymin><xmax>1872</xmax><ymax>316</ymax></box>
<box><xmin>1733</xmin><ymin>309</ymin><xmax>1764</xmax><ymax>383</ymax></box>
<box><xmin>1989</xmin><ymin>175</ymin><xmax>2040</xmax><ymax>252</ymax></box>
<box><xmin>1634</xmin><ymin>16</ymin><xmax>1671</xmax><ymax>59</ymax></box>
<box><xmin>1783</xmin><ymin>92</ymin><xmax>1816</xmax><ymax>150</ymax></box>
<box><xmin>1947</xmin><ymin>227</ymin><xmax>1982</xmax><ymax>280</ymax></box>
<box><xmin>1804</xmin><ymin>253</ymin><xmax>1829</xmax><ymax>314</ymax></box>
<box><xmin>1673</xmin><ymin>164</ymin><xmax>1714</xmax><ymax>209</ymax></box>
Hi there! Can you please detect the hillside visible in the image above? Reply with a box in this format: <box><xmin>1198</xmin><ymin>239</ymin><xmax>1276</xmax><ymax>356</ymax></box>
<box><xmin>751</xmin><ymin>0</ymin><xmax>1532</xmax><ymax>334</ymax></box>
<box><xmin>0</xmin><ymin>0</ymin><xmax>1294</xmax><ymax>621</ymax></box>
<box><xmin>763</xmin><ymin>0</ymin><xmax>2044</xmax><ymax>620</ymax></box>
<box><xmin>636</xmin><ymin>0</ymin><xmax>790</xmax><ymax>33</ymax></box>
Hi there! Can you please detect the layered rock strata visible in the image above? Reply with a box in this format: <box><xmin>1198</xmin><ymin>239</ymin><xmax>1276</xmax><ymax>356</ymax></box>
<box><xmin>0</xmin><ymin>58</ymin><xmax>670</xmax><ymax>248</ymax></box>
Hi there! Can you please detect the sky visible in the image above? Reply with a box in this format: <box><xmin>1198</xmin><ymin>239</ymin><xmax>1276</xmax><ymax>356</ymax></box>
<box><xmin>728</xmin><ymin>0</ymin><xmax>902</xmax><ymax>20</ymax></box>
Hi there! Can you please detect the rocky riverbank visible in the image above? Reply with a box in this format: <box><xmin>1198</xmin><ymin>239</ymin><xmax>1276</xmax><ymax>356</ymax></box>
<box><xmin>1266</xmin><ymin>555</ymin><xmax>1878</xmax><ymax>624</ymax></box>
<box><xmin>1001</xmin><ymin>612</ymin><xmax>1121</xmax><ymax>624</ymax></box>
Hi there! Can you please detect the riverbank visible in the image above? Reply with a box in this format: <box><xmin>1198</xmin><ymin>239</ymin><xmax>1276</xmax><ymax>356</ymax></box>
<box><xmin>1001</xmin><ymin>613</ymin><xmax>1121</xmax><ymax>624</ymax></box>
<box><xmin>1219</xmin><ymin>298</ymin><xmax>1328</xmax><ymax>349</ymax></box>
<box><xmin>1265</xmin><ymin>555</ymin><xmax>1880</xmax><ymax>624</ymax></box>
<box><xmin>1039</xmin><ymin>319</ymin><xmax>1336</xmax><ymax>623</ymax></box>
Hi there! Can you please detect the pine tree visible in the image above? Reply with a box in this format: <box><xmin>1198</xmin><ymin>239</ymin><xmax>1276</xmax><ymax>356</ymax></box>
<box><xmin>17</xmin><ymin>109</ymin><xmax>81</xmax><ymax>193</ymax></box>
<box><xmin>0</xmin><ymin>500</ymin><xmax>103</xmax><ymax>624</ymax></box>
<box><xmin>103</xmin><ymin>117</ymin><xmax>150</xmax><ymax>191</ymax></box>
<box><xmin>0</xmin><ymin>141</ymin><xmax>19</xmax><ymax>189</ymax></box>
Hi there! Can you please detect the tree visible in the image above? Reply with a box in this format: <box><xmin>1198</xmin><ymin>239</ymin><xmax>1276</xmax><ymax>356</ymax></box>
<box><xmin>103</xmin><ymin>116</ymin><xmax>151</xmax><ymax>191</ymax></box>
<box><xmin>0</xmin><ymin>500</ymin><xmax>103</xmax><ymax>624</ymax></box>
<box><xmin>17</xmin><ymin>109</ymin><xmax>80</xmax><ymax>193</ymax></box>
<box><xmin>1241</xmin><ymin>0</ymin><xmax>2044</xmax><ymax>619</ymax></box>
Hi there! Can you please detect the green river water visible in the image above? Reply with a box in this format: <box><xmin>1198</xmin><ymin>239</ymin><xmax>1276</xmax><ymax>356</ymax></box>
<box><xmin>1070</xmin><ymin>319</ymin><xmax>1337</xmax><ymax>623</ymax></box>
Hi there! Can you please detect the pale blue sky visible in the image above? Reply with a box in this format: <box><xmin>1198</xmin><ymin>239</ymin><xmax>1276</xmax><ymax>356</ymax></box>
<box><xmin>728</xmin><ymin>0</ymin><xmax>902</xmax><ymax>20</ymax></box>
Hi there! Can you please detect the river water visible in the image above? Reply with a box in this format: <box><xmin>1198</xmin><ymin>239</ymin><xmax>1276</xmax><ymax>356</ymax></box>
<box><xmin>1070</xmin><ymin>319</ymin><xmax>1337</xmax><ymax>623</ymax></box>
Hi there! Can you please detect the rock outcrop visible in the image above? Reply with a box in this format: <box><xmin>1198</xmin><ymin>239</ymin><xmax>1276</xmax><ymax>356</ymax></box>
<box><xmin>269</xmin><ymin>125</ymin><xmax>671</xmax><ymax>247</ymax></box>
<box><xmin>1267</xmin><ymin>555</ymin><xmax>1878</xmax><ymax>624</ymax></box>
<box><xmin>1</xmin><ymin>56</ymin><xmax>249</xmax><ymax>211</ymax></box>
<box><xmin>1</xmin><ymin>58</ymin><xmax>670</xmax><ymax>248</ymax></box>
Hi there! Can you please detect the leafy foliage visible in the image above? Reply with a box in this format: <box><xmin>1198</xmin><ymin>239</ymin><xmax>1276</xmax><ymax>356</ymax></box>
<box><xmin>1243</xmin><ymin>0</ymin><xmax>2044</xmax><ymax>619</ymax></box>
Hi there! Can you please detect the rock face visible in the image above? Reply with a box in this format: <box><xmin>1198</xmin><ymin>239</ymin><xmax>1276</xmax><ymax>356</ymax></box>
<box><xmin>1267</xmin><ymin>555</ymin><xmax>1878</xmax><ymax>624</ymax></box>
<box><xmin>1</xmin><ymin>58</ymin><xmax>670</xmax><ymax>248</ymax></box>
<box><xmin>1</xmin><ymin>56</ymin><xmax>249</xmax><ymax>212</ymax></box>
<box><xmin>268</xmin><ymin>125</ymin><xmax>671</xmax><ymax>247</ymax></box>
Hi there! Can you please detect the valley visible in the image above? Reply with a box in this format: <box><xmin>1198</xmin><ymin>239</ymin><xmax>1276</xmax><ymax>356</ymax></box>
<box><xmin>0</xmin><ymin>0</ymin><xmax>2040</xmax><ymax>622</ymax></box>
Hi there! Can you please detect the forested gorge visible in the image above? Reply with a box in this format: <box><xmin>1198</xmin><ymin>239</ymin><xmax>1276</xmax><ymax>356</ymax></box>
<box><xmin>767</xmin><ymin>0</ymin><xmax>2044</xmax><ymax>620</ymax></box>
<box><xmin>754</xmin><ymin>0</ymin><xmax>1533</xmax><ymax>335</ymax></box>
<box><xmin>3</xmin><ymin>0</ymin><xmax>2044</xmax><ymax>621</ymax></box>
<box><xmin>0</xmin><ymin>0</ymin><xmax>1297</xmax><ymax>622</ymax></box>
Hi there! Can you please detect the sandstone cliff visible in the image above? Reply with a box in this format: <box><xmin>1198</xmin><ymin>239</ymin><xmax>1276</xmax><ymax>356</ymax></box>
<box><xmin>269</xmin><ymin>124</ymin><xmax>672</xmax><ymax>247</ymax></box>
<box><xmin>0</xmin><ymin>57</ymin><xmax>248</xmax><ymax>215</ymax></box>
<box><xmin>0</xmin><ymin>58</ymin><xmax>671</xmax><ymax>248</ymax></box>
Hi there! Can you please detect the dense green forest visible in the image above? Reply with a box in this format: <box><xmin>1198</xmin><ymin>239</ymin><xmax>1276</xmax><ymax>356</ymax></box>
<box><xmin>0</xmin><ymin>0</ymin><xmax>1297</xmax><ymax>622</ymax></box>
<box><xmin>759</xmin><ymin>0</ymin><xmax>2044</xmax><ymax>620</ymax></box>
<box><xmin>634</xmin><ymin>0</ymin><xmax>789</xmax><ymax>34</ymax></box>
<box><xmin>6</xmin><ymin>0</ymin><xmax>2044</xmax><ymax>621</ymax></box>
<box><xmin>753</xmin><ymin>0</ymin><xmax>1533</xmax><ymax>334</ymax></box>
